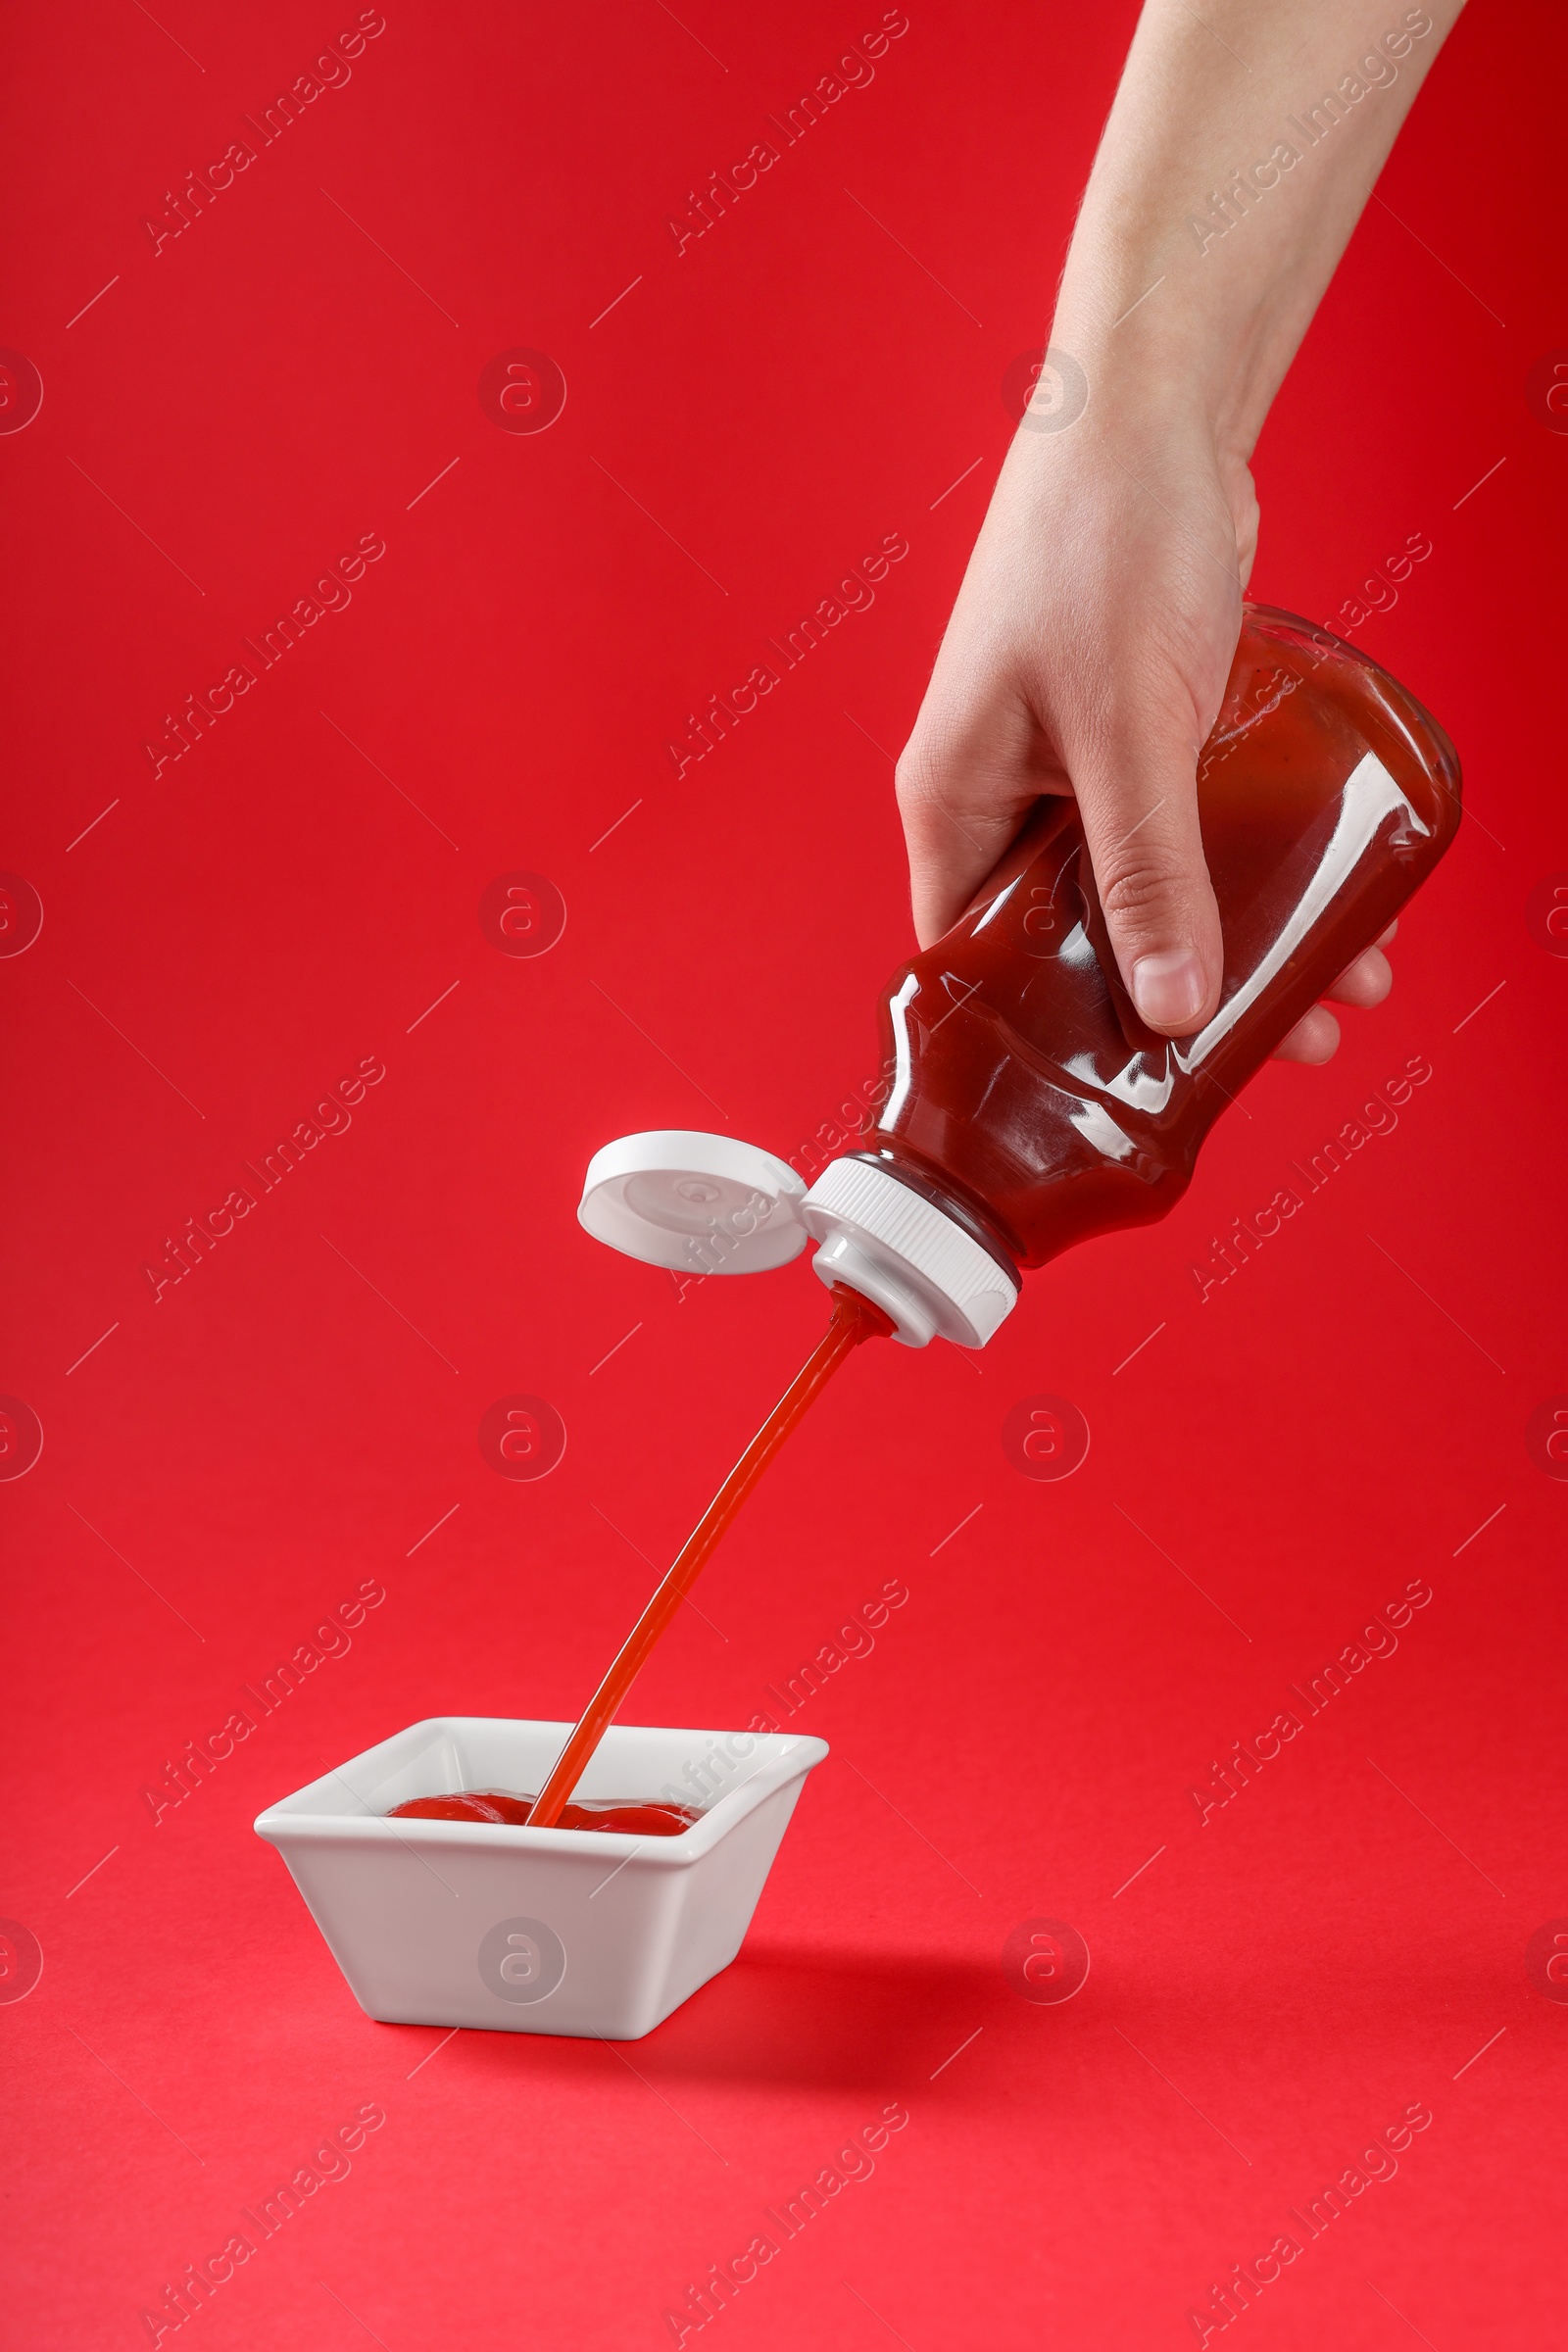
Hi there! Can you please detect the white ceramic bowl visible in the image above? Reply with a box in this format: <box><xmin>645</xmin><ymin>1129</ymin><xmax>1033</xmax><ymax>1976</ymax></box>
<box><xmin>254</xmin><ymin>1716</ymin><xmax>828</xmax><ymax>2040</ymax></box>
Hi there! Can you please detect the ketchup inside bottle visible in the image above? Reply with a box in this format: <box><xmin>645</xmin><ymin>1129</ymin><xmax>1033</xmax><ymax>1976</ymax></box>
<box><xmin>856</xmin><ymin>607</ymin><xmax>1461</xmax><ymax>1271</ymax></box>
<box><xmin>390</xmin><ymin>607</ymin><xmax>1460</xmax><ymax>1836</ymax></box>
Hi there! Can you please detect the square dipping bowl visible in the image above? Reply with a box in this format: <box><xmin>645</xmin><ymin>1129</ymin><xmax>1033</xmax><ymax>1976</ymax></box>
<box><xmin>254</xmin><ymin>1717</ymin><xmax>828</xmax><ymax>2040</ymax></box>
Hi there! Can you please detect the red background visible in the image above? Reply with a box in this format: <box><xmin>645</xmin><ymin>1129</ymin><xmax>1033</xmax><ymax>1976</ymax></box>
<box><xmin>4</xmin><ymin>2</ymin><xmax>1566</xmax><ymax>2345</ymax></box>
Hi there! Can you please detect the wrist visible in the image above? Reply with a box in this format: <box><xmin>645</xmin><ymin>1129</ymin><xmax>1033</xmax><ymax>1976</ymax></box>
<box><xmin>1049</xmin><ymin>237</ymin><xmax>1281</xmax><ymax>467</ymax></box>
<box><xmin>998</xmin><ymin>265</ymin><xmax>1261</xmax><ymax>593</ymax></box>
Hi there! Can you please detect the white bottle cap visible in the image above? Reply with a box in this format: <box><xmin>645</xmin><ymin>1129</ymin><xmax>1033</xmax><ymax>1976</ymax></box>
<box><xmin>577</xmin><ymin>1131</ymin><xmax>809</xmax><ymax>1275</ymax></box>
<box><xmin>578</xmin><ymin>1129</ymin><xmax>1019</xmax><ymax>1349</ymax></box>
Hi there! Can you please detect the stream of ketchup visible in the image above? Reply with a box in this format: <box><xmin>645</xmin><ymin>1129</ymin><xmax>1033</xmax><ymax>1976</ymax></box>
<box><xmin>520</xmin><ymin>1282</ymin><xmax>893</xmax><ymax>1829</ymax></box>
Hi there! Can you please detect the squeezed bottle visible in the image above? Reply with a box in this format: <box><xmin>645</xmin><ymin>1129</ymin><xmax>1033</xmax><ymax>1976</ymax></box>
<box><xmin>793</xmin><ymin>604</ymin><xmax>1462</xmax><ymax>1343</ymax></box>
<box><xmin>583</xmin><ymin>607</ymin><xmax>1460</xmax><ymax>1346</ymax></box>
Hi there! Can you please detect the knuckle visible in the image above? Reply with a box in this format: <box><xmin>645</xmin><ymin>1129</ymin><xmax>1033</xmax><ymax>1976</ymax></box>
<box><xmin>894</xmin><ymin>744</ymin><xmax>945</xmax><ymax>810</ymax></box>
<box><xmin>1098</xmin><ymin>858</ymin><xmax>1183</xmax><ymax>930</ymax></box>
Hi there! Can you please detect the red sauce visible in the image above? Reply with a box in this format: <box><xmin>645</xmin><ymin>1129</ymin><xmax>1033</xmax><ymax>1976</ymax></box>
<box><xmin>386</xmin><ymin>1788</ymin><xmax>703</xmax><ymax>1836</ymax></box>
<box><xmin>383</xmin><ymin>1287</ymin><xmax>891</xmax><ymax>1837</ymax></box>
<box><xmin>524</xmin><ymin>1283</ymin><xmax>893</xmax><ymax>1829</ymax></box>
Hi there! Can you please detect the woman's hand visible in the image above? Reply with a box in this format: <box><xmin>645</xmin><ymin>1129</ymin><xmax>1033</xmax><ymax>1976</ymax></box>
<box><xmin>895</xmin><ymin>389</ymin><xmax>1392</xmax><ymax>1064</ymax></box>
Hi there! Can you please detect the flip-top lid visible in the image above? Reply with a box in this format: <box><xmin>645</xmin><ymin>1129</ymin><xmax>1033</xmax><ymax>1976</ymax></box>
<box><xmin>577</xmin><ymin>1130</ymin><xmax>809</xmax><ymax>1275</ymax></box>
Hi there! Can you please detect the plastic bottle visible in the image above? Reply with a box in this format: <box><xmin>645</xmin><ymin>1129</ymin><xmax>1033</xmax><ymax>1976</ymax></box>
<box><xmin>580</xmin><ymin>606</ymin><xmax>1461</xmax><ymax>1348</ymax></box>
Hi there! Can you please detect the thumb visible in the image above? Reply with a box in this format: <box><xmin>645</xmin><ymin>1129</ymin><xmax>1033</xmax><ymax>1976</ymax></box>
<box><xmin>1069</xmin><ymin>719</ymin><xmax>1224</xmax><ymax>1036</ymax></box>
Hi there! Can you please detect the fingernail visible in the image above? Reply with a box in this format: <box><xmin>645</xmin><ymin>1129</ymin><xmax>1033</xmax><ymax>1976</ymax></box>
<box><xmin>1131</xmin><ymin>950</ymin><xmax>1206</xmax><ymax>1029</ymax></box>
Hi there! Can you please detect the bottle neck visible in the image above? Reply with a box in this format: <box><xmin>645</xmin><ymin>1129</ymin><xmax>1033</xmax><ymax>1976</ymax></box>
<box><xmin>845</xmin><ymin>1147</ymin><xmax>1023</xmax><ymax>1279</ymax></box>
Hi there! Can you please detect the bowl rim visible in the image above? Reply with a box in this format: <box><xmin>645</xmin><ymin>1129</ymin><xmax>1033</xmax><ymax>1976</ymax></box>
<box><xmin>253</xmin><ymin>1714</ymin><xmax>829</xmax><ymax>1867</ymax></box>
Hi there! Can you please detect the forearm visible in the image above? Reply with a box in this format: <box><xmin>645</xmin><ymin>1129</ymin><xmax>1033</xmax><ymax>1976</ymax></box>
<box><xmin>1054</xmin><ymin>0</ymin><xmax>1465</xmax><ymax>458</ymax></box>
<box><xmin>898</xmin><ymin>0</ymin><xmax>1460</xmax><ymax>1041</ymax></box>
